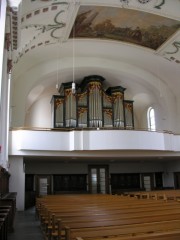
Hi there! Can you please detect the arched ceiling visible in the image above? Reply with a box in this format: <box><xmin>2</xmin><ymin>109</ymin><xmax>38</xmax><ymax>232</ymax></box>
<box><xmin>10</xmin><ymin>0</ymin><xmax>180</xmax><ymax>111</ymax></box>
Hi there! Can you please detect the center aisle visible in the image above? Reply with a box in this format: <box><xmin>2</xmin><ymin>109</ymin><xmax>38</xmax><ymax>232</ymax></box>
<box><xmin>8</xmin><ymin>207</ymin><xmax>44</xmax><ymax>240</ymax></box>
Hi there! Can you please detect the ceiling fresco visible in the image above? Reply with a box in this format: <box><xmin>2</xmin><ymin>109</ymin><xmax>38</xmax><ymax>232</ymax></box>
<box><xmin>71</xmin><ymin>6</ymin><xmax>180</xmax><ymax>51</ymax></box>
<box><xmin>10</xmin><ymin>0</ymin><xmax>180</xmax><ymax>66</ymax></box>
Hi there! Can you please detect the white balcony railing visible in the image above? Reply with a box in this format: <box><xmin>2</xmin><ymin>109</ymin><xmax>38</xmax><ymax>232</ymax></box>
<box><xmin>8</xmin><ymin>128</ymin><xmax>180</xmax><ymax>156</ymax></box>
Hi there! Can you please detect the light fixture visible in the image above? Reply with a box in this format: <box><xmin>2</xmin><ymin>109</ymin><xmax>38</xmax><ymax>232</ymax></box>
<box><xmin>72</xmin><ymin>82</ymin><xmax>76</xmax><ymax>94</ymax></box>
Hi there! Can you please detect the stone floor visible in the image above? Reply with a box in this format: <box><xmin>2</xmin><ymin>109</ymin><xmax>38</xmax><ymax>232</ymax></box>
<box><xmin>8</xmin><ymin>207</ymin><xmax>44</xmax><ymax>240</ymax></box>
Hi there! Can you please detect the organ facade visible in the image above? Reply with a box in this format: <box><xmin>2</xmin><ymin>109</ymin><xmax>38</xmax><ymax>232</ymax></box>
<box><xmin>51</xmin><ymin>75</ymin><xmax>134</xmax><ymax>129</ymax></box>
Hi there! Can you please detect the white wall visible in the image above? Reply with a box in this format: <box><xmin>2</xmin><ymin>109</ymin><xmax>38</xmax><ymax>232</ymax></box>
<box><xmin>9</xmin><ymin>156</ymin><xmax>25</xmax><ymax>211</ymax></box>
<box><xmin>0</xmin><ymin>2</ymin><xmax>10</xmax><ymax>168</ymax></box>
<box><xmin>176</xmin><ymin>97</ymin><xmax>180</xmax><ymax>134</ymax></box>
<box><xmin>25</xmin><ymin>95</ymin><xmax>52</xmax><ymax>128</ymax></box>
<box><xmin>0</xmin><ymin>0</ymin><xmax>6</xmax><ymax>97</ymax></box>
<box><xmin>160</xmin><ymin>91</ymin><xmax>177</xmax><ymax>132</ymax></box>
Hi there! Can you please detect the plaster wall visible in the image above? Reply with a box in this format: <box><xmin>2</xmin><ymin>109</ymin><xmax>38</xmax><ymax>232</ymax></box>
<box><xmin>11</xmin><ymin>55</ymin><xmax>176</xmax><ymax>134</ymax></box>
<box><xmin>9</xmin><ymin>156</ymin><xmax>25</xmax><ymax>211</ymax></box>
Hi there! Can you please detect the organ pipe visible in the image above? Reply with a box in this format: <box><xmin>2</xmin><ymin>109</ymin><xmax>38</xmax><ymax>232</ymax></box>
<box><xmin>51</xmin><ymin>75</ymin><xmax>134</xmax><ymax>129</ymax></box>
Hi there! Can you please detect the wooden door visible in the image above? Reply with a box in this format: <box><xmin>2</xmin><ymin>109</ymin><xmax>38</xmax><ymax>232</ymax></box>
<box><xmin>88</xmin><ymin>165</ymin><xmax>109</xmax><ymax>194</ymax></box>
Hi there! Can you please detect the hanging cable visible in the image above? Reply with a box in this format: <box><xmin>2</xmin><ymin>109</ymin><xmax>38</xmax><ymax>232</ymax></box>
<box><xmin>56</xmin><ymin>39</ymin><xmax>61</xmax><ymax>92</ymax></box>
<box><xmin>72</xmin><ymin>0</ymin><xmax>76</xmax><ymax>94</ymax></box>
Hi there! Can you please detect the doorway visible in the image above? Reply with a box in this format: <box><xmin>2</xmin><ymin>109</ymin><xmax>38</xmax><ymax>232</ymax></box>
<box><xmin>88</xmin><ymin>165</ymin><xmax>109</xmax><ymax>194</ymax></box>
<box><xmin>141</xmin><ymin>173</ymin><xmax>154</xmax><ymax>191</ymax></box>
<box><xmin>174</xmin><ymin>172</ymin><xmax>180</xmax><ymax>189</ymax></box>
<box><xmin>36</xmin><ymin>175</ymin><xmax>51</xmax><ymax>197</ymax></box>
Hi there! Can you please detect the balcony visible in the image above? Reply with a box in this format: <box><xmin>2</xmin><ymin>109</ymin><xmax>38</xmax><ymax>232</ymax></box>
<box><xmin>8</xmin><ymin>128</ymin><xmax>180</xmax><ymax>158</ymax></box>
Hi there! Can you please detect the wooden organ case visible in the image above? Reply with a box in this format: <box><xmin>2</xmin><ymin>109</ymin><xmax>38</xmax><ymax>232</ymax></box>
<box><xmin>51</xmin><ymin>75</ymin><xmax>134</xmax><ymax>129</ymax></box>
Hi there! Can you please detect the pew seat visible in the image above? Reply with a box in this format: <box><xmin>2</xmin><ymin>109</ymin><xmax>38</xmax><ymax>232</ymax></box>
<box><xmin>36</xmin><ymin>194</ymin><xmax>180</xmax><ymax>240</ymax></box>
<box><xmin>65</xmin><ymin>219</ymin><xmax>180</xmax><ymax>240</ymax></box>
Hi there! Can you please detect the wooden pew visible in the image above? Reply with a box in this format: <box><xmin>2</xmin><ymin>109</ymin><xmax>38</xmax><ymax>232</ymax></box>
<box><xmin>46</xmin><ymin>210</ymin><xmax>180</xmax><ymax>240</ymax></box>
<box><xmin>0</xmin><ymin>213</ymin><xmax>8</xmax><ymax>240</ymax></box>
<box><xmin>125</xmin><ymin>190</ymin><xmax>180</xmax><ymax>201</ymax></box>
<box><xmin>41</xmin><ymin>201</ymin><xmax>180</xmax><ymax>223</ymax></box>
<box><xmin>0</xmin><ymin>219</ymin><xmax>6</xmax><ymax>240</ymax></box>
<box><xmin>44</xmin><ymin>207</ymin><xmax>180</xmax><ymax>238</ymax></box>
<box><xmin>0</xmin><ymin>192</ymin><xmax>17</xmax><ymax>232</ymax></box>
<box><xmin>37</xmin><ymin>196</ymin><xmax>180</xmax><ymax>212</ymax></box>
<box><xmin>36</xmin><ymin>194</ymin><xmax>180</xmax><ymax>240</ymax></box>
<box><xmin>64</xmin><ymin>219</ymin><xmax>180</xmax><ymax>240</ymax></box>
<box><xmin>0</xmin><ymin>206</ymin><xmax>12</xmax><ymax>232</ymax></box>
<box><xmin>116</xmin><ymin>230</ymin><xmax>180</xmax><ymax>240</ymax></box>
<box><xmin>80</xmin><ymin>230</ymin><xmax>180</xmax><ymax>240</ymax></box>
<box><xmin>0</xmin><ymin>166</ymin><xmax>16</xmax><ymax>239</ymax></box>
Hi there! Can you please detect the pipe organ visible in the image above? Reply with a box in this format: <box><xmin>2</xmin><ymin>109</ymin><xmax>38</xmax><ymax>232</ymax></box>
<box><xmin>51</xmin><ymin>75</ymin><xmax>134</xmax><ymax>129</ymax></box>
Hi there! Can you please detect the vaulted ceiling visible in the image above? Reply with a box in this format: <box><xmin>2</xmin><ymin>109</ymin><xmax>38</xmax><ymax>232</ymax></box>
<box><xmin>9</xmin><ymin>0</ymin><xmax>180</xmax><ymax>123</ymax></box>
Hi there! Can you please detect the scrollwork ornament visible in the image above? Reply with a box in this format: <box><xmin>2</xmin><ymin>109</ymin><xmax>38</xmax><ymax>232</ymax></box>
<box><xmin>154</xmin><ymin>0</ymin><xmax>165</xmax><ymax>9</ymax></box>
<box><xmin>137</xmin><ymin>0</ymin><xmax>166</xmax><ymax>9</ymax></box>
<box><xmin>166</xmin><ymin>41</ymin><xmax>180</xmax><ymax>55</ymax></box>
<box><xmin>137</xmin><ymin>0</ymin><xmax>152</xmax><ymax>3</ymax></box>
<box><xmin>120</xmin><ymin>0</ymin><xmax>130</xmax><ymax>5</ymax></box>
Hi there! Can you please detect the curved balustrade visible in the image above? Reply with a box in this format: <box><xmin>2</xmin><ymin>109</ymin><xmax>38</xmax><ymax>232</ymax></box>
<box><xmin>9</xmin><ymin>126</ymin><xmax>174</xmax><ymax>134</ymax></box>
<box><xmin>9</xmin><ymin>127</ymin><xmax>179</xmax><ymax>155</ymax></box>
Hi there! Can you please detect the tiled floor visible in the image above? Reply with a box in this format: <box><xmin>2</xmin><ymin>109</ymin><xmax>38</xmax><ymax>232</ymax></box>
<box><xmin>8</xmin><ymin>207</ymin><xmax>44</xmax><ymax>240</ymax></box>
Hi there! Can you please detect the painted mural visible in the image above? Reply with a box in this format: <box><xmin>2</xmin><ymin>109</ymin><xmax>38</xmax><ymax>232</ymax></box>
<box><xmin>71</xmin><ymin>6</ymin><xmax>180</xmax><ymax>50</ymax></box>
